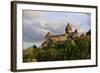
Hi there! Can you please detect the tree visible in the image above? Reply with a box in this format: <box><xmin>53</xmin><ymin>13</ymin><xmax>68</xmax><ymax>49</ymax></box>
<box><xmin>33</xmin><ymin>45</ymin><xmax>37</xmax><ymax>49</ymax></box>
<box><xmin>23</xmin><ymin>33</ymin><xmax>91</xmax><ymax>62</ymax></box>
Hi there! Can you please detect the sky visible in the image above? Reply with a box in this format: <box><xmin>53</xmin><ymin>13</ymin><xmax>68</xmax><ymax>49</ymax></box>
<box><xmin>22</xmin><ymin>10</ymin><xmax>91</xmax><ymax>49</ymax></box>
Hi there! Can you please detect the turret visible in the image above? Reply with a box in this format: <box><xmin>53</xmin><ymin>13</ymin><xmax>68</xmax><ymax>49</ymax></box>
<box><xmin>65</xmin><ymin>22</ymin><xmax>72</xmax><ymax>33</ymax></box>
<box><xmin>74</xmin><ymin>29</ymin><xmax>78</xmax><ymax>35</ymax></box>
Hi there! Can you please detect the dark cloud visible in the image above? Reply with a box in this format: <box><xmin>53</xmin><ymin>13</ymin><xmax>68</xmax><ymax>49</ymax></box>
<box><xmin>23</xmin><ymin>23</ymin><xmax>48</xmax><ymax>43</ymax></box>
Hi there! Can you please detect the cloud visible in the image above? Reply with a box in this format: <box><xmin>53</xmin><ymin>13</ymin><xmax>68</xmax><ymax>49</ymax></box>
<box><xmin>23</xmin><ymin>42</ymin><xmax>33</xmax><ymax>49</ymax></box>
<box><xmin>23</xmin><ymin>23</ymin><xmax>50</xmax><ymax>43</ymax></box>
<box><xmin>22</xmin><ymin>10</ymin><xmax>91</xmax><ymax>48</ymax></box>
<box><xmin>23</xmin><ymin>10</ymin><xmax>43</xmax><ymax>18</ymax></box>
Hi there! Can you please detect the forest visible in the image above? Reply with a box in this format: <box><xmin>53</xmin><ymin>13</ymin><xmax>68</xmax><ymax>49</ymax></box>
<box><xmin>23</xmin><ymin>32</ymin><xmax>91</xmax><ymax>62</ymax></box>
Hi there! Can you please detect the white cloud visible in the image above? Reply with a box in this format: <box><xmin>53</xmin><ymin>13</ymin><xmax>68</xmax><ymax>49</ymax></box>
<box><xmin>23</xmin><ymin>42</ymin><xmax>33</xmax><ymax>49</ymax></box>
<box><xmin>22</xmin><ymin>10</ymin><xmax>91</xmax><ymax>49</ymax></box>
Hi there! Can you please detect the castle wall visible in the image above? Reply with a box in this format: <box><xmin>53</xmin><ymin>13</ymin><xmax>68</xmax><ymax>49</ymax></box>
<box><xmin>51</xmin><ymin>35</ymin><xmax>67</xmax><ymax>43</ymax></box>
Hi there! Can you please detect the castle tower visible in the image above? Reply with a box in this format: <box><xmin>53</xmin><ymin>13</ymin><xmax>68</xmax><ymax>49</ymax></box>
<box><xmin>74</xmin><ymin>29</ymin><xmax>78</xmax><ymax>35</ymax></box>
<box><xmin>65</xmin><ymin>22</ymin><xmax>72</xmax><ymax>33</ymax></box>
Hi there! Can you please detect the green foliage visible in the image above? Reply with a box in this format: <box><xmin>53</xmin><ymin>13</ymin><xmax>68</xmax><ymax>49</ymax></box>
<box><xmin>33</xmin><ymin>45</ymin><xmax>37</xmax><ymax>49</ymax></box>
<box><xmin>23</xmin><ymin>35</ymin><xmax>91</xmax><ymax>62</ymax></box>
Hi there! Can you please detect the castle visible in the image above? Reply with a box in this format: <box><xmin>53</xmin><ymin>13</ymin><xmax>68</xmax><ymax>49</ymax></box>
<box><xmin>41</xmin><ymin>23</ymin><xmax>79</xmax><ymax>47</ymax></box>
